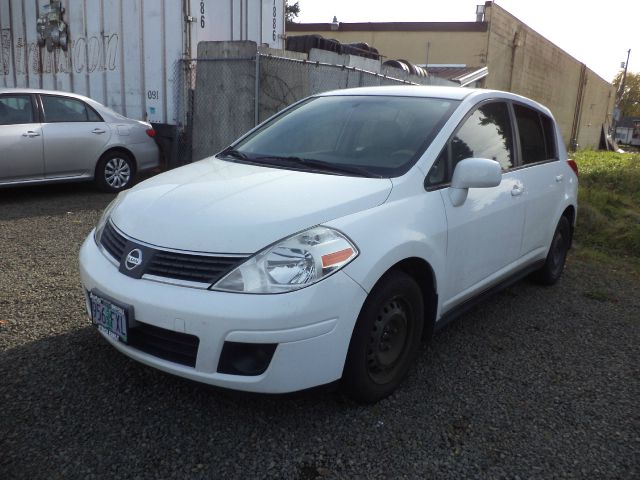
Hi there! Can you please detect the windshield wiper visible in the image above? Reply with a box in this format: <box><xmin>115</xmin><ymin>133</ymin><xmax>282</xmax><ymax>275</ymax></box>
<box><xmin>218</xmin><ymin>146</ymin><xmax>250</xmax><ymax>161</ymax></box>
<box><xmin>253</xmin><ymin>155</ymin><xmax>378</xmax><ymax>178</ymax></box>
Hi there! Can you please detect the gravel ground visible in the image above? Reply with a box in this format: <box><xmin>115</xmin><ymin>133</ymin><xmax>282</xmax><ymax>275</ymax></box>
<box><xmin>1</xmin><ymin>183</ymin><xmax>639</xmax><ymax>480</ymax></box>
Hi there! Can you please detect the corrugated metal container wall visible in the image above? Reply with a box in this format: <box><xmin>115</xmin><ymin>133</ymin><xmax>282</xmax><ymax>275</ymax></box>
<box><xmin>0</xmin><ymin>0</ymin><xmax>285</xmax><ymax>125</ymax></box>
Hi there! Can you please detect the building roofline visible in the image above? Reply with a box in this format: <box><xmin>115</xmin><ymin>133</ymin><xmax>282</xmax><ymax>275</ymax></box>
<box><xmin>286</xmin><ymin>21</ymin><xmax>488</xmax><ymax>33</ymax></box>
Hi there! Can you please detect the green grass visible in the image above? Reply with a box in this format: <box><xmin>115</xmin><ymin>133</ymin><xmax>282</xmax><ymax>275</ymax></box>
<box><xmin>573</xmin><ymin>151</ymin><xmax>640</xmax><ymax>263</ymax></box>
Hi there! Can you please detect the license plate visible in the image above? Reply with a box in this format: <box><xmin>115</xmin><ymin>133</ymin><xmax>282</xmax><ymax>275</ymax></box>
<box><xmin>89</xmin><ymin>291</ymin><xmax>129</xmax><ymax>343</ymax></box>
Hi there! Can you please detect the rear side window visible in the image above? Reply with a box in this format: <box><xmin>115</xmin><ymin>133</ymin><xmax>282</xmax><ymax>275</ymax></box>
<box><xmin>451</xmin><ymin>101</ymin><xmax>514</xmax><ymax>171</ymax></box>
<box><xmin>41</xmin><ymin>95</ymin><xmax>103</xmax><ymax>123</ymax></box>
<box><xmin>514</xmin><ymin>104</ymin><xmax>556</xmax><ymax>164</ymax></box>
<box><xmin>0</xmin><ymin>95</ymin><xmax>35</xmax><ymax>125</ymax></box>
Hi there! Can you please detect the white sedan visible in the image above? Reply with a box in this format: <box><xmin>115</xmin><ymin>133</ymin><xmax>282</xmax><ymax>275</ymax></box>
<box><xmin>79</xmin><ymin>86</ymin><xmax>578</xmax><ymax>402</ymax></box>
<box><xmin>0</xmin><ymin>88</ymin><xmax>159</xmax><ymax>192</ymax></box>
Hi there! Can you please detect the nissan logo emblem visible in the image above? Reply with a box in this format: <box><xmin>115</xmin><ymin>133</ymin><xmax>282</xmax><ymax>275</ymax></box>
<box><xmin>125</xmin><ymin>248</ymin><xmax>143</xmax><ymax>270</ymax></box>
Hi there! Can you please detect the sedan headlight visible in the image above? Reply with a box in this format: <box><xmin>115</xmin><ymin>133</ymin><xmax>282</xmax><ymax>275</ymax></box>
<box><xmin>94</xmin><ymin>194</ymin><xmax>124</xmax><ymax>245</ymax></box>
<box><xmin>212</xmin><ymin>226</ymin><xmax>358</xmax><ymax>294</ymax></box>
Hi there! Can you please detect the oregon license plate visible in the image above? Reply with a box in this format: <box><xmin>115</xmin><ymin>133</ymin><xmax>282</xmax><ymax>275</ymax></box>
<box><xmin>89</xmin><ymin>291</ymin><xmax>129</xmax><ymax>343</ymax></box>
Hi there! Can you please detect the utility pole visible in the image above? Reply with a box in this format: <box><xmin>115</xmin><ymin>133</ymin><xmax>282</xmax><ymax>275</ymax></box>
<box><xmin>613</xmin><ymin>49</ymin><xmax>631</xmax><ymax>139</ymax></box>
<box><xmin>618</xmin><ymin>49</ymin><xmax>631</xmax><ymax>104</ymax></box>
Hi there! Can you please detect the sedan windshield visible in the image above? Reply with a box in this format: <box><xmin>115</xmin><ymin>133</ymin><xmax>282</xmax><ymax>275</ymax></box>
<box><xmin>221</xmin><ymin>95</ymin><xmax>459</xmax><ymax>178</ymax></box>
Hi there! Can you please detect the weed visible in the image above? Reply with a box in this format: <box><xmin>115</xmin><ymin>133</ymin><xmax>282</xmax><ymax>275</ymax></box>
<box><xmin>574</xmin><ymin>151</ymin><xmax>640</xmax><ymax>261</ymax></box>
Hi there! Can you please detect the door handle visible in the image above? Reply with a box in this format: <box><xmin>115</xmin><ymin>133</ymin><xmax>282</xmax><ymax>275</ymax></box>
<box><xmin>22</xmin><ymin>131</ymin><xmax>40</xmax><ymax>137</ymax></box>
<box><xmin>92</xmin><ymin>128</ymin><xmax>106</xmax><ymax>134</ymax></box>
<box><xmin>511</xmin><ymin>184</ymin><xmax>524</xmax><ymax>197</ymax></box>
<box><xmin>555</xmin><ymin>175</ymin><xmax>564</xmax><ymax>183</ymax></box>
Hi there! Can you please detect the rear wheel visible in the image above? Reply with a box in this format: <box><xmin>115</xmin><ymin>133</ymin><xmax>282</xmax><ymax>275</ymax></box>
<box><xmin>532</xmin><ymin>216</ymin><xmax>571</xmax><ymax>285</ymax></box>
<box><xmin>342</xmin><ymin>270</ymin><xmax>424</xmax><ymax>403</ymax></box>
<box><xmin>95</xmin><ymin>151</ymin><xmax>135</xmax><ymax>192</ymax></box>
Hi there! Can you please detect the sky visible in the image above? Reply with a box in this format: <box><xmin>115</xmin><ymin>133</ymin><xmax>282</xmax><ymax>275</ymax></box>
<box><xmin>293</xmin><ymin>0</ymin><xmax>639</xmax><ymax>83</ymax></box>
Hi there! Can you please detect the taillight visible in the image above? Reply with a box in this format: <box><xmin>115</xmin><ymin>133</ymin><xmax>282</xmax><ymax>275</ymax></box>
<box><xmin>146</xmin><ymin>129</ymin><xmax>156</xmax><ymax>138</ymax></box>
<box><xmin>567</xmin><ymin>159</ymin><xmax>578</xmax><ymax>177</ymax></box>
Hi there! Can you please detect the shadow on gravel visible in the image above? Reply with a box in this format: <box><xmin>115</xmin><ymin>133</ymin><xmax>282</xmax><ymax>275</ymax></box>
<box><xmin>0</xmin><ymin>183</ymin><xmax>115</xmax><ymax>220</ymax></box>
<box><xmin>0</xmin><ymin>170</ymin><xmax>159</xmax><ymax>220</ymax></box>
<box><xmin>1</xmin><ymin>267</ymin><xmax>638</xmax><ymax>479</ymax></box>
<box><xmin>0</xmin><ymin>325</ymin><xmax>353</xmax><ymax>478</ymax></box>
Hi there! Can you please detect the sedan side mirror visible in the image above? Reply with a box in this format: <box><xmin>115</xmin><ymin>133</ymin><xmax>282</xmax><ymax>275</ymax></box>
<box><xmin>449</xmin><ymin>158</ymin><xmax>502</xmax><ymax>206</ymax></box>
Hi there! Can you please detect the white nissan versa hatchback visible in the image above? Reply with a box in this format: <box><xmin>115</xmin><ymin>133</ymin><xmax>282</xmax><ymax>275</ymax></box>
<box><xmin>79</xmin><ymin>86</ymin><xmax>578</xmax><ymax>403</ymax></box>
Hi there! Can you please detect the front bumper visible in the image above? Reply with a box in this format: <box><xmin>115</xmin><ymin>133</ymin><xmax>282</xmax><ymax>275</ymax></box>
<box><xmin>79</xmin><ymin>233</ymin><xmax>368</xmax><ymax>393</ymax></box>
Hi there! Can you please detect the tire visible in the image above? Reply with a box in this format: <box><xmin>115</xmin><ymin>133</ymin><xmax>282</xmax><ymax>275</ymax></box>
<box><xmin>95</xmin><ymin>151</ymin><xmax>135</xmax><ymax>193</ymax></box>
<box><xmin>532</xmin><ymin>216</ymin><xmax>571</xmax><ymax>285</ymax></box>
<box><xmin>342</xmin><ymin>270</ymin><xmax>424</xmax><ymax>403</ymax></box>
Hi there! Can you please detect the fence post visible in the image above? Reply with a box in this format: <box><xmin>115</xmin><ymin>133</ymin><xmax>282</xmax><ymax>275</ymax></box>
<box><xmin>254</xmin><ymin>54</ymin><xmax>260</xmax><ymax>126</ymax></box>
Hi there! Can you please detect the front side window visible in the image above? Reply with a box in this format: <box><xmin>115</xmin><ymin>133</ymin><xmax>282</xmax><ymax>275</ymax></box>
<box><xmin>41</xmin><ymin>95</ymin><xmax>102</xmax><ymax>123</ymax></box>
<box><xmin>224</xmin><ymin>95</ymin><xmax>460</xmax><ymax>178</ymax></box>
<box><xmin>452</xmin><ymin>102</ymin><xmax>514</xmax><ymax>171</ymax></box>
<box><xmin>0</xmin><ymin>95</ymin><xmax>35</xmax><ymax>125</ymax></box>
<box><xmin>514</xmin><ymin>104</ymin><xmax>556</xmax><ymax>165</ymax></box>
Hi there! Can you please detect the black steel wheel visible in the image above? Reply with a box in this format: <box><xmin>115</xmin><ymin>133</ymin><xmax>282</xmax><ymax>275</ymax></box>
<box><xmin>532</xmin><ymin>216</ymin><xmax>571</xmax><ymax>285</ymax></box>
<box><xmin>342</xmin><ymin>270</ymin><xmax>424</xmax><ymax>403</ymax></box>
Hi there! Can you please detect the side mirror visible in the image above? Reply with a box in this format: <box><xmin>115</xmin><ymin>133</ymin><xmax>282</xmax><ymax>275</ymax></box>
<box><xmin>449</xmin><ymin>158</ymin><xmax>502</xmax><ymax>206</ymax></box>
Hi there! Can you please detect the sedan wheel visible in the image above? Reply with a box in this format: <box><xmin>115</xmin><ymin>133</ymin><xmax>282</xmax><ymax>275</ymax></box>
<box><xmin>96</xmin><ymin>152</ymin><xmax>135</xmax><ymax>192</ymax></box>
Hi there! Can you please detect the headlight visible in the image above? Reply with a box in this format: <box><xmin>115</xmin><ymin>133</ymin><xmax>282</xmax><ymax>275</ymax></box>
<box><xmin>212</xmin><ymin>226</ymin><xmax>358</xmax><ymax>294</ymax></box>
<box><xmin>94</xmin><ymin>194</ymin><xmax>124</xmax><ymax>245</ymax></box>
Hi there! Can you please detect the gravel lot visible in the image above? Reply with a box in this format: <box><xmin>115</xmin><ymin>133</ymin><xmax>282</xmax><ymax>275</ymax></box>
<box><xmin>1</xmin><ymin>183</ymin><xmax>639</xmax><ymax>479</ymax></box>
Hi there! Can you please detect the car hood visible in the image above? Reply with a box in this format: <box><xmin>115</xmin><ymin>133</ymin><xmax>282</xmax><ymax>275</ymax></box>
<box><xmin>110</xmin><ymin>157</ymin><xmax>392</xmax><ymax>253</ymax></box>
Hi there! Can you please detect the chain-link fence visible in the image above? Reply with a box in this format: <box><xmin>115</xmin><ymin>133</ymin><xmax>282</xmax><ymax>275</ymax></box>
<box><xmin>174</xmin><ymin>52</ymin><xmax>446</xmax><ymax>164</ymax></box>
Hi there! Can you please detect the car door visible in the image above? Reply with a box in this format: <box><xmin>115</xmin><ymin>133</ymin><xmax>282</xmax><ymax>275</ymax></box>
<box><xmin>0</xmin><ymin>93</ymin><xmax>44</xmax><ymax>182</ymax></box>
<box><xmin>39</xmin><ymin>94</ymin><xmax>112</xmax><ymax>178</ymax></box>
<box><xmin>512</xmin><ymin>103</ymin><xmax>566</xmax><ymax>255</ymax></box>
<box><xmin>427</xmin><ymin>101</ymin><xmax>526</xmax><ymax>311</ymax></box>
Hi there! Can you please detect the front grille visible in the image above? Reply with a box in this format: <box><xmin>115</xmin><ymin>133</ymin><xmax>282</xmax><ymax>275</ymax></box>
<box><xmin>100</xmin><ymin>221</ymin><xmax>247</xmax><ymax>286</ymax></box>
<box><xmin>146</xmin><ymin>251</ymin><xmax>246</xmax><ymax>284</ymax></box>
<box><xmin>128</xmin><ymin>322</ymin><xmax>199</xmax><ymax>367</ymax></box>
<box><xmin>101</xmin><ymin>221</ymin><xmax>127</xmax><ymax>260</ymax></box>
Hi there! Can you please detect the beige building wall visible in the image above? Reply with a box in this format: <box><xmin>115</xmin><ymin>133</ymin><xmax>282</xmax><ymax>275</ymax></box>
<box><xmin>576</xmin><ymin>70</ymin><xmax>615</xmax><ymax>149</ymax></box>
<box><xmin>483</xmin><ymin>2</ymin><xmax>614</xmax><ymax>148</ymax></box>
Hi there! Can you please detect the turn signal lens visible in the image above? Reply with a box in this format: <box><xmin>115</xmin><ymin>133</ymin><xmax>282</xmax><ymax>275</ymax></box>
<box><xmin>321</xmin><ymin>248</ymin><xmax>355</xmax><ymax>268</ymax></box>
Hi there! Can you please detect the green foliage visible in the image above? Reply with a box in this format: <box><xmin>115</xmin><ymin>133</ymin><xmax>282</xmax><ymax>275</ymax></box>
<box><xmin>613</xmin><ymin>71</ymin><xmax>640</xmax><ymax>117</ymax></box>
<box><xmin>285</xmin><ymin>1</ymin><xmax>300</xmax><ymax>23</ymax></box>
<box><xmin>574</xmin><ymin>151</ymin><xmax>640</xmax><ymax>258</ymax></box>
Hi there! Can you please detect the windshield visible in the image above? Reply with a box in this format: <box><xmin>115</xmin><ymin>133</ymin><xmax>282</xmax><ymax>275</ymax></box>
<box><xmin>221</xmin><ymin>95</ymin><xmax>459</xmax><ymax>178</ymax></box>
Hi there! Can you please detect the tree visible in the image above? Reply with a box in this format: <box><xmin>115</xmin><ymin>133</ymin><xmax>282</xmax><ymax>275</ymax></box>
<box><xmin>613</xmin><ymin>71</ymin><xmax>640</xmax><ymax>117</ymax></box>
<box><xmin>285</xmin><ymin>1</ymin><xmax>300</xmax><ymax>23</ymax></box>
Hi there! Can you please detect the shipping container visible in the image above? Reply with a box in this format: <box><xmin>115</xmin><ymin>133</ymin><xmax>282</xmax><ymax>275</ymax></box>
<box><xmin>0</xmin><ymin>0</ymin><xmax>285</xmax><ymax>127</ymax></box>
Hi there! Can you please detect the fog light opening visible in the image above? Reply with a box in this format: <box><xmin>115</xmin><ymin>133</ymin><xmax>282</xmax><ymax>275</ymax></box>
<box><xmin>217</xmin><ymin>342</ymin><xmax>277</xmax><ymax>376</ymax></box>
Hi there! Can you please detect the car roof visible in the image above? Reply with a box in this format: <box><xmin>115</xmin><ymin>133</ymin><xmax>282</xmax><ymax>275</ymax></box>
<box><xmin>0</xmin><ymin>87</ymin><xmax>136</xmax><ymax>122</ymax></box>
<box><xmin>0</xmin><ymin>87</ymin><xmax>95</xmax><ymax>101</ymax></box>
<box><xmin>317</xmin><ymin>85</ymin><xmax>476</xmax><ymax>100</ymax></box>
<box><xmin>315</xmin><ymin>85</ymin><xmax>553</xmax><ymax>117</ymax></box>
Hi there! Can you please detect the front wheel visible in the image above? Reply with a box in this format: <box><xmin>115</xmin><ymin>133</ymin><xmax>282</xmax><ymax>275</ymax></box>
<box><xmin>342</xmin><ymin>270</ymin><xmax>424</xmax><ymax>403</ymax></box>
<box><xmin>95</xmin><ymin>151</ymin><xmax>135</xmax><ymax>192</ymax></box>
<box><xmin>532</xmin><ymin>216</ymin><xmax>571</xmax><ymax>285</ymax></box>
